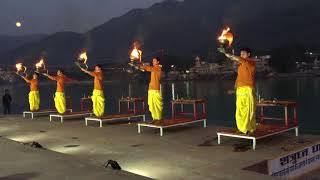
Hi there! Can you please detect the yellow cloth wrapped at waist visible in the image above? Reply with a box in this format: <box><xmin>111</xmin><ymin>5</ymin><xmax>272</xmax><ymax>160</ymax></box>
<box><xmin>148</xmin><ymin>90</ymin><xmax>163</xmax><ymax>120</ymax></box>
<box><xmin>54</xmin><ymin>92</ymin><xmax>66</xmax><ymax>114</ymax></box>
<box><xmin>29</xmin><ymin>91</ymin><xmax>40</xmax><ymax>111</ymax></box>
<box><xmin>91</xmin><ymin>89</ymin><xmax>105</xmax><ymax>117</ymax></box>
<box><xmin>236</xmin><ymin>86</ymin><xmax>256</xmax><ymax>133</ymax></box>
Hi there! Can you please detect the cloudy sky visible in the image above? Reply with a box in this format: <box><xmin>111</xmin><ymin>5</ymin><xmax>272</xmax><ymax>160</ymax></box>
<box><xmin>0</xmin><ymin>0</ymin><xmax>166</xmax><ymax>36</ymax></box>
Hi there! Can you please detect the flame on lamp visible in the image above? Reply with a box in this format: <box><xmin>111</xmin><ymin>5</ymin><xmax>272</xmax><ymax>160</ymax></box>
<box><xmin>218</xmin><ymin>27</ymin><xmax>234</xmax><ymax>47</ymax></box>
<box><xmin>79</xmin><ymin>52</ymin><xmax>88</xmax><ymax>64</ymax></box>
<box><xmin>15</xmin><ymin>63</ymin><xmax>27</xmax><ymax>74</ymax></box>
<box><xmin>130</xmin><ymin>48</ymin><xmax>142</xmax><ymax>61</ymax></box>
<box><xmin>130</xmin><ymin>42</ymin><xmax>142</xmax><ymax>62</ymax></box>
<box><xmin>35</xmin><ymin>59</ymin><xmax>45</xmax><ymax>70</ymax></box>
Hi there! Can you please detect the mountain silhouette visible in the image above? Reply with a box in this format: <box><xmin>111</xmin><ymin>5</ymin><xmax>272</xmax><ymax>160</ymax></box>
<box><xmin>0</xmin><ymin>34</ymin><xmax>46</xmax><ymax>54</ymax></box>
<box><xmin>1</xmin><ymin>0</ymin><xmax>319</xmax><ymax>66</ymax></box>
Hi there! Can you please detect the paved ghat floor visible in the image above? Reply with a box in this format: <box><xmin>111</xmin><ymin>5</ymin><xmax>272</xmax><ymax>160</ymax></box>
<box><xmin>0</xmin><ymin>115</ymin><xmax>319</xmax><ymax>180</ymax></box>
<box><xmin>0</xmin><ymin>138</ymin><xmax>149</xmax><ymax>180</ymax></box>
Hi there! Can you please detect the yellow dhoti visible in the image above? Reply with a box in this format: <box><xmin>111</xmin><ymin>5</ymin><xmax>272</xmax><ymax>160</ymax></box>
<box><xmin>54</xmin><ymin>92</ymin><xmax>66</xmax><ymax>114</ymax></box>
<box><xmin>148</xmin><ymin>90</ymin><xmax>163</xmax><ymax>120</ymax></box>
<box><xmin>236</xmin><ymin>86</ymin><xmax>256</xmax><ymax>133</ymax></box>
<box><xmin>29</xmin><ymin>91</ymin><xmax>40</xmax><ymax>111</ymax></box>
<box><xmin>91</xmin><ymin>89</ymin><xmax>105</xmax><ymax>117</ymax></box>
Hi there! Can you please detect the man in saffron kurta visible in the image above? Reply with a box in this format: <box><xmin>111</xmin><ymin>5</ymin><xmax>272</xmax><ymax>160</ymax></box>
<box><xmin>44</xmin><ymin>70</ymin><xmax>70</xmax><ymax>114</ymax></box>
<box><xmin>20</xmin><ymin>73</ymin><xmax>40</xmax><ymax>111</ymax></box>
<box><xmin>220</xmin><ymin>48</ymin><xmax>256</xmax><ymax>134</ymax></box>
<box><xmin>81</xmin><ymin>64</ymin><xmax>105</xmax><ymax>117</ymax></box>
<box><xmin>140</xmin><ymin>58</ymin><xmax>163</xmax><ymax>120</ymax></box>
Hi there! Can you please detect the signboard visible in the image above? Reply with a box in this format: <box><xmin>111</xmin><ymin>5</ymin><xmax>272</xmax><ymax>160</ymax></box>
<box><xmin>268</xmin><ymin>142</ymin><xmax>320</xmax><ymax>178</ymax></box>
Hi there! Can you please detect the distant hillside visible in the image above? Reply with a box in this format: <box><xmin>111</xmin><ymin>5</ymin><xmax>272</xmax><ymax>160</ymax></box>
<box><xmin>0</xmin><ymin>34</ymin><xmax>47</xmax><ymax>54</ymax></box>
<box><xmin>1</xmin><ymin>0</ymin><xmax>319</xmax><ymax>66</ymax></box>
<box><xmin>1</xmin><ymin>32</ymin><xmax>85</xmax><ymax>66</ymax></box>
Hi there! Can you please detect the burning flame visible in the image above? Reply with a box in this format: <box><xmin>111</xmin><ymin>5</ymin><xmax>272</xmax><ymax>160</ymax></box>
<box><xmin>218</xmin><ymin>27</ymin><xmax>234</xmax><ymax>47</ymax></box>
<box><xmin>79</xmin><ymin>52</ymin><xmax>88</xmax><ymax>64</ymax></box>
<box><xmin>16</xmin><ymin>63</ymin><xmax>23</xmax><ymax>71</ymax></box>
<box><xmin>35</xmin><ymin>59</ymin><xmax>45</xmax><ymax>70</ymax></box>
<box><xmin>130</xmin><ymin>41</ymin><xmax>142</xmax><ymax>62</ymax></box>
<box><xmin>131</xmin><ymin>48</ymin><xmax>141</xmax><ymax>60</ymax></box>
<box><xmin>16</xmin><ymin>63</ymin><xmax>26</xmax><ymax>73</ymax></box>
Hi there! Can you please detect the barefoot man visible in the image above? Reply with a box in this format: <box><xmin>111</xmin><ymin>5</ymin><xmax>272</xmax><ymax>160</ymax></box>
<box><xmin>43</xmin><ymin>70</ymin><xmax>71</xmax><ymax>114</ymax></box>
<box><xmin>140</xmin><ymin>57</ymin><xmax>163</xmax><ymax>120</ymax></box>
<box><xmin>219</xmin><ymin>48</ymin><xmax>256</xmax><ymax>134</ymax></box>
<box><xmin>80</xmin><ymin>64</ymin><xmax>105</xmax><ymax>117</ymax></box>
<box><xmin>18</xmin><ymin>72</ymin><xmax>40</xmax><ymax>111</ymax></box>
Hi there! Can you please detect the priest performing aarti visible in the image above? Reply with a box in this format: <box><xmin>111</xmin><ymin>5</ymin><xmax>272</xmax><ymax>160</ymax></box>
<box><xmin>43</xmin><ymin>70</ymin><xmax>74</xmax><ymax>114</ymax></box>
<box><xmin>18</xmin><ymin>72</ymin><xmax>40</xmax><ymax>112</ymax></box>
<box><xmin>218</xmin><ymin>27</ymin><xmax>256</xmax><ymax>134</ymax></box>
<box><xmin>140</xmin><ymin>57</ymin><xmax>163</xmax><ymax>121</ymax></box>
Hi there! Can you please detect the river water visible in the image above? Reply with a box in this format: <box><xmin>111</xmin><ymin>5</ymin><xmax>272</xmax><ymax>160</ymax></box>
<box><xmin>1</xmin><ymin>78</ymin><xmax>319</xmax><ymax>134</ymax></box>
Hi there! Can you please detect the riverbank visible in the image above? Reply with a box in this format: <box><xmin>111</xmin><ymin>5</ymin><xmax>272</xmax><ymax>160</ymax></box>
<box><xmin>0</xmin><ymin>115</ymin><xmax>319</xmax><ymax>179</ymax></box>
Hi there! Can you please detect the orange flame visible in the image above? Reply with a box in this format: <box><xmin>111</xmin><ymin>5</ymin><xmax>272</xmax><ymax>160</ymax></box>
<box><xmin>130</xmin><ymin>47</ymin><xmax>142</xmax><ymax>62</ymax></box>
<box><xmin>16</xmin><ymin>63</ymin><xmax>26</xmax><ymax>73</ymax></box>
<box><xmin>79</xmin><ymin>52</ymin><xmax>88</xmax><ymax>64</ymax></box>
<box><xmin>218</xmin><ymin>27</ymin><xmax>234</xmax><ymax>47</ymax></box>
<box><xmin>130</xmin><ymin>48</ymin><xmax>141</xmax><ymax>59</ymax></box>
<box><xmin>35</xmin><ymin>59</ymin><xmax>45</xmax><ymax>70</ymax></box>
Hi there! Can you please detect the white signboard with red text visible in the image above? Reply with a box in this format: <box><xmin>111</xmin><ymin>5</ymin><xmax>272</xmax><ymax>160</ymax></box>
<box><xmin>268</xmin><ymin>142</ymin><xmax>320</xmax><ymax>178</ymax></box>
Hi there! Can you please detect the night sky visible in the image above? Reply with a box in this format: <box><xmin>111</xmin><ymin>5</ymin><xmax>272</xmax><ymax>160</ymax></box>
<box><xmin>0</xmin><ymin>0</ymin><xmax>166</xmax><ymax>36</ymax></box>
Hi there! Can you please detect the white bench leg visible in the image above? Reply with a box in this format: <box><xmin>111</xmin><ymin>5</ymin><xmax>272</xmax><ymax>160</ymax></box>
<box><xmin>217</xmin><ymin>134</ymin><xmax>221</xmax><ymax>144</ymax></box>
<box><xmin>85</xmin><ymin>119</ymin><xmax>88</xmax><ymax>126</ymax></box>
<box><xmin>50</xmin><ymin>116</ymin><xmax>52</xmax><ymax>122</ymax></box>
<box><xmin>160</xmin><ymin>128</ymin><xmax>163</xmax><ymax>136</ymax></box>
<box><xmin>31</xmin><ymin>113</ymin><xmax>34</xmax><ymax>119</ymax></box>
<box><xmin>295</xmin><ymin>127</ymin><xmax>299</xmax><ymax>136</ymax></box>
<box><xmin>203</xmin><ymin>120</ymin><xmax>207</xmax><ymax>128</ymax></box>
<box><xmin>253</xmin><ymin>139</ymin><xmax>256</xmax><ymax>150</ymax></box>
<box><xmin>138</xmin><ymin>124</ymin><xmax>141</xmax><ymax>133</ymax></box>
<box><xmin>23</xmin><ymin>113</ymin><xmax>25</xmax><ymax>118</ymax></box>
<box><xmin>143</xmin><ymin>115</ymin><xmax>146</xmax><ymax>121</ymax></box>
<box><xmin>61</xmin><ymin>118</ymin><xmax>63</xmax><ymax>124</ymax></box>
<box><xmin>100</xmin><ymin>120</ymin><xmax>102</xmax><ymax>128</ymax></box>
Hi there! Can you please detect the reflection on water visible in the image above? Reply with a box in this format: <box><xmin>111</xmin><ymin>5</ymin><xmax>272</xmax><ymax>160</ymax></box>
<box><xmin>1</xmin><ymin>78</ymin><xmax>320</xmax><ymax>134</ymax></box>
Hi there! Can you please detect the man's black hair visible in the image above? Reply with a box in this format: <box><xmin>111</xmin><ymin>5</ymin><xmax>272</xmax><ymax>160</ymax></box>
<box><xmin>95</xmin><ymin>64</ymin><xmax>102</xmax><ymax>69</ymax></box>
<box><xmin>58</xmin><ymin>69</ymin><xmax>64</xmax><ymax>74</ymax></box>
<box><xmin>240</xmin><ymin>47</ymin><xmax>251</xmax><ymax>54</ymax></box>
<box><xmin>34</xmin><ymin>72</ymin><xmax>40</xmax><ymax>76</ymax></box>
<box><xmin>153</xmin><ymin>57</ymin><xmax>160</xmax><ymax>63</ymax></box>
